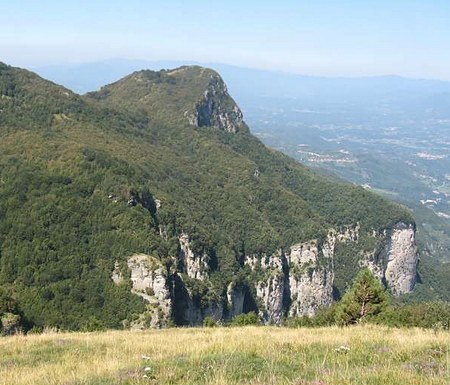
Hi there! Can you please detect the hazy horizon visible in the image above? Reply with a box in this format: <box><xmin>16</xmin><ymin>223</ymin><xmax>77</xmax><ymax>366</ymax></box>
<box><xmin>2</xmin><ymin>1</ymin><xmax>450</xmax><ymax>81</ymax></box>
<box><xmin>3</xmin><ymin>57</ymin><xmax>450</xmax><ymax>85</ymax></box>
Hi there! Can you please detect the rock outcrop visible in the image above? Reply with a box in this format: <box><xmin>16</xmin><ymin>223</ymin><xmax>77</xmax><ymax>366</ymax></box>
<box><xmin>247</xmin><ymin>226</ymin><xmax>359</xmax><ymax>322</ymax></box>
<box><xmin>227</xmin><ymin>282</ymin><xmax>246</xmax><ymax>317</ymax></box>
<box><xmin>254</xmin><ymin>253</ymin><xmax>285</xmax><ymax>324</ymax></box>
<box><xmin>287</xmin><ymin>237</ymin><xmax>335</xmax><ymax>318</ymax></box>
<box><xmin>246</xmin><ymin>222</ymin><xmax>417</xmax><ymax>323</ymax></box>
<box><xmin>186</xmin><ymin>74</ymin><xmax>244</xmax><ymax>133</ymax></box>
<box><xmin>115</xmin><ymin>222</ymin><xmax>418</xmax><ymax>327</ymax></box>
<box><xmin>359</xmin><ymin>222</ymin><xmax>418</xmax><ymax>295</ymax></box>
<box><xmin>257</xmin><ymin>272</ymin><xmax>285</xmax><ymax>324</ymax></box>
<box><xmin>120</xmin><ymin>254</ymin><xmax>171</xmax><ymax>328</ymax></box>
<box><xmin>171</xmin><ymin>273</ymin><xmax>224</xmax><ymax>326</ymax></box>
<box><xmin>384</xmin><ymin>223</ymin><xmax>418</xmax><ymax>295</ymax></box>
<box><xmin>178</xmin><ymin>233</ymin><xmax>209</xmax><ymax>280</ymax></box>
<box><xmin>111</xmin><ymin>261</ymin><xmax>124</xmax><ymax>285</ymax></box>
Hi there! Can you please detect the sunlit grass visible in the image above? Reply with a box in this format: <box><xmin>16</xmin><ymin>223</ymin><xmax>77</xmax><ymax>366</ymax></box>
<box><xmin>0</xmin><ymin>325</ymin><xmax>449</xmax><ymax>385</ymax></box>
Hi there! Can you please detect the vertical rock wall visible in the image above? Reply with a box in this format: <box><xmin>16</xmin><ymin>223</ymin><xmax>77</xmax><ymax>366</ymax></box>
<box><xmin>178</xmin><ymin>233</ymin><xmax>209</xmax><ymax>280</ymax></box>
<box><xmin>125</xmin><ymin>254</ymin><xmax>171</xmax><ymax>328</ymax></box>
<box><xmin>384</xmin><ymin>223</ymin><xmax>418</xmax><ymax>295</ymax></box>
<box><xmin>113</xmin><ymin>223</ymin><xmax>418</xmax><ymax>327</ymax></box>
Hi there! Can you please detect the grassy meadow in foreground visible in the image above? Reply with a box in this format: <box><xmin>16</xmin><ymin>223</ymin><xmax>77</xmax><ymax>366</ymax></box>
<box><xmin>0</xmin><ymin>326</ymin><xmax>449</xmax><ymax>385</ymax></box>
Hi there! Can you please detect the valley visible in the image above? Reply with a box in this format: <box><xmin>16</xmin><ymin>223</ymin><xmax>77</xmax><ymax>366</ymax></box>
<box><xmin>247</xmin><ymin>96</ymin><xmax>450</xmax><ymax>274</ymax></box>
<box><xmin>251</xmin><ymin>110</ymin><xmax>450</xmax><ymax>220</ymax></box>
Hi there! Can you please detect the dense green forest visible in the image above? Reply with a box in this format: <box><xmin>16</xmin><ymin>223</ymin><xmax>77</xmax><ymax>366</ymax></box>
<box><xmin>0</xmin><ymin>62</ymin><xmax>429</xmax><ymax>332</ymax></box>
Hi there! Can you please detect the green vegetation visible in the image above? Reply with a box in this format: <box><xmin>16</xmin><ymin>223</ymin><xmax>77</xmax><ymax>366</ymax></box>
<box><xmin>203</xmin><ymin>316</ymin><xmax>217</xmax><ymax>327</ymax></box>
<box><xmin>230</xmin><ymin>311</ymin><xmax>260</xmax><ymax>326</ymax></box>
<box><xmin>287</xmin><ymin>300</ymin><xmax>450</xmax><ymax>331</ymax></box>
<box><xmin>375</xmin><ymin>301</ymin><xmax>450</xmax><ymax>330</ymax></box>
<box><xmin>335</xmin><ymin>269</ymin><xmax>388</xmax><ymax>325</ymax></box>
<box><xmin>0</xmin><ymin>287</ymin><xmax>21</xmax><ymax>335</ymax></box>
<box><xmin>0</xmin><ymin>62</ymin><xmax>416</xmax><ymax>330</ymax></box>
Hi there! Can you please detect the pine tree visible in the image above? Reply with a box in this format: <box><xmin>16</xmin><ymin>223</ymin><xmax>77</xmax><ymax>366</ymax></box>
<box><xmin>335</xmin><ymin>269</ymin><xmax>388</xmax><ymax>325</ymax></box>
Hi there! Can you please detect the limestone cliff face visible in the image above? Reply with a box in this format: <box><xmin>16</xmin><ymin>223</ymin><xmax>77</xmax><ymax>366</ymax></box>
<box><xmin>171</xmin><ymin>274</ymin><xmax>224</xmax><ymax>326</ymax></box>
<box><xmin>359</xmin><ymin>222</ymin><xmax>418</xmax><ymax>295</ymax></box>
<box><xmin>255</xmin><ymin>254</ymin><xmax>285</xmax><ymax>324</ymax></box>
<box><xmin>120</xmin><ymin>254</ymin><xmax>171</xmax><ymax>328</ymax></box>
<box><xmin>287</xmin><ymin>225</ymin><xmax>358</xmax><ymax>316</ymax></box>
<box><xmin>114</xmin><ymin>222</ymin><xmax>418</xmax><ymax>327</ymax></box>
<box><xmin>384</xmin><ymin>223</ymin><xmax>418</xmax><ymax>295</ymax></box>
<box><xmin>227</xmin><ymin>282</ymin><xmax>246</xmax><ymax>318</ymax></box>
<box><xmin>178</xmin><ymin>233</ymin><xmax>209</xmax><ymax>280</ymax></box>
<box><xmin>287</xmin><ymin>237</ymin><xmax>335</xmax><ymax>318</ymax></box>
<box><xmin>244</xmin><ymin>222</ymin><xmax>417</xmax><ymax>324</ymax></box>
<box><xmin>248</xmin><ymin>226</ymin><xmax>358</xmax><ymax>323</ymax></box>
<box><xmin>256</xmin><ymin>274</ymin><xmax>285</xmax><ymax>324</ymax></box>
<box><xmin>358</xmin><ymin>254</ymin><xmax>385</xmax><ymax>282</ymax></box>
<box><xmin>186</xmin><ymin>74</ymin><xmax>244</xmax><ymax>133</ymax></box>
<box><xmin>111</xmin><ymin>261</ymin><xmax>124</xmax><ymax>285</ymax></box>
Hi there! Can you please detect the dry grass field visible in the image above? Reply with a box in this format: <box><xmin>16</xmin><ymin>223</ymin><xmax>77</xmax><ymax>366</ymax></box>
<box><xmin>0</xmin><ymin>325</ymin><xmax>449</xmax><ymax>385</ymax></box>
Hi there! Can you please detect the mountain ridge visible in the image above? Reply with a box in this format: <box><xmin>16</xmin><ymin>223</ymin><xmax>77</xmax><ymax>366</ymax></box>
<box><xmin>31</xmin><ymin>59</ymin><xmax>450</xmax><ymax>96</ymax></box>
<box><xmin>0</xmin><ymin>62</ymin><xmax>420</xmax><ymax>330</ymax></box>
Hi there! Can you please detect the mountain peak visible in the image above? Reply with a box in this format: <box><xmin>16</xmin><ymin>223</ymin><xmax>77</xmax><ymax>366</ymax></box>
<box><xmin>87</xmin><ymin>65</ymin><xmax>245</xmax><ymax>133</ymax></box>
<box><xmin>181</xmin><ymin>67</ymin><xmax>244</xmax><ymax>133</ymax></box>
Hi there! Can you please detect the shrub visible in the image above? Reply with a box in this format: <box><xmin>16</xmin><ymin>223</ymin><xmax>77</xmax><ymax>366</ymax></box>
<box><xmin>27</xmin><ymin>325</ymin><xmax>44</xmax><ymax>334</ymax></box>
<box><xmin>285</xmin><ymin>316</ymin><xmax>312</xmax><ymax>328</ymax></box>
<box><xmin>203</xmin><ymin>316</ymin><xmax>217</xmax><ymax>328</ymax></box>
<box><xmin>285</xmin><ymin>304</ymin><xmax>338</xmax><ymax>328</ymax></box>
<box><xmin>374</xmin><ymin>301</ymin><xmax>450</xmax><ymax>330</ymax></box>
<box><xmin>231</xmin><ymin>311</ymin><xmax>260</xmax><ymax>326</ymax></box>
<box><xmin>312</xmin><ymin>304</ymin><xmax>338</xmax><ymax>327</ymax></box>
<box><xmin>1</xmin><ymin>313</ymin><xmax>21</xmax><ymax>335</ymax></box>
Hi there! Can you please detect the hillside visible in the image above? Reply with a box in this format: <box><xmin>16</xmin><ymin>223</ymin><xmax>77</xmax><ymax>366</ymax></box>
<box><xmin>0</xmin><ymin>62</ymin><xmax>417</xmax><ymax>330</ymax></box>
<box><xmin>33</xmin><ymin>60</ymin><xmax>450</xmax><ymax>270</ymax></box>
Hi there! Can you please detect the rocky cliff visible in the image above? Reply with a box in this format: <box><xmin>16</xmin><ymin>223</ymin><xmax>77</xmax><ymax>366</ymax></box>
<box><xmin>383</xmin><ymin>223</ymin><xmax>418</xmax><ymax>295</ymax></box>
<box><xmin>178</xmin><ymin>233</ymin><xmax>209</xmax><ymax>280</ymax></box>
<box><xmin>185</xmin><ymin>72</ymin><xmax>244</xmax><ymax>133</ymax></box>
<box><xmin>112</xmin><ymin>254</ymin><xmax>172</xmax><ymax>328</ymax></box>
<box><xmin>113</xmin><ymin>222</ymin><xmax>418</xmax><ymax>327</ymax></box>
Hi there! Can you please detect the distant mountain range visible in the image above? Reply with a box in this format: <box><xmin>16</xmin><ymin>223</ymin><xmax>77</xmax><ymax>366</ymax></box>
<box><xmin>34</xmin><ymin>58</ymin><xmax>450</xmax><ymax>104</ymax></box>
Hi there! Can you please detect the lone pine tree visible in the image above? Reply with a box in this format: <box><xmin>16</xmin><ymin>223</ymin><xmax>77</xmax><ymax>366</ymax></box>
<box><xmin>335</xmin><ymin>269</ymin><xmax>388</xmax><ymax>325</ymax></box>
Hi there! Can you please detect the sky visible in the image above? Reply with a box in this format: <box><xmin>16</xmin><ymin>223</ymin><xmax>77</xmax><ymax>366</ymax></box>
<box><xmin>1</xmin><ymin>0</ymin><xmax>450</xmax><ymax>80</ymax></box>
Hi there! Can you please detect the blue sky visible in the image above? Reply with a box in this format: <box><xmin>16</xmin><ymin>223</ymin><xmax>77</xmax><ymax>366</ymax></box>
<box><xmin>1</xmin><ymin>0</ymin><xmax>450</xmax><ymax>79</ymax></box>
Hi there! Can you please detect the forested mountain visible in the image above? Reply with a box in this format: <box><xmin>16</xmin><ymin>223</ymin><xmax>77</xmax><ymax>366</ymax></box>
<box><xmin>0</xmin><ymin>62</ymin><xmax>422</xmax><ymax>330</ymax></box>
<box><xmin>33</xmin><ymin>61</ymin><xmax>450</xmax><ymax>271</ymax></box>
